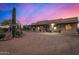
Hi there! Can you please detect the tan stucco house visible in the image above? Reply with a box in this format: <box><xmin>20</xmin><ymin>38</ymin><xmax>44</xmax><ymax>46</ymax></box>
<box><xmin>28</xmin><ymin>17</ymin><xmax>79</xmax><ymax>34</ymax></box>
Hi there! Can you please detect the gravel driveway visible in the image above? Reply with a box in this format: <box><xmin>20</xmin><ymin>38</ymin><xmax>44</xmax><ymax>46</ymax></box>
<box><xmin>0</xmin><ymin>32</ymin><xmax>79</xmax><ymax>55</ymax></box>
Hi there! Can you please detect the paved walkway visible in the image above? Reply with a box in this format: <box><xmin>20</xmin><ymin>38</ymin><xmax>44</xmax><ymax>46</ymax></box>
<box><xmin>0</xmin><ymin>32</ymin><xmax>79</xmax><ymax>55</ymax></box>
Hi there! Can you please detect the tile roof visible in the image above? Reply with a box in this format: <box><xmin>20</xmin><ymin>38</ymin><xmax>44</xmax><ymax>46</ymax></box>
<box><xmin>31</xmin><ymin>17</ymin><xmax>78</xmax><ymax>25</ymax></box>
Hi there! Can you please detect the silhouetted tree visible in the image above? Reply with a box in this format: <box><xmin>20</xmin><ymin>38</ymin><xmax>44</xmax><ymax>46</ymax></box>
<box><xmin>23</xmin><ymin>25</ymin><xmax>26</xmax><ymax>31</ymax></box>
<box><xmin>1</xmin><ymin>19</ymin><xmax>11</xmax><ymax>25</ymax></box>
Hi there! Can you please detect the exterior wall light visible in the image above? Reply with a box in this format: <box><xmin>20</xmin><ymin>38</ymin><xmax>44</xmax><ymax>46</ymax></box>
<box><xmin>37</xmin><ymin>27</ymin><xmax>40</xmax><ymax>30</ymax></box>
<box><xmin>78</xmin><ymin>18</ymin><xmax>79</xmax><ymax>28</ymax></box>
<box><xmin>78</xmin><ymin>23</ymin><xmax>79</xmax><ymax>28</ymax></box>
<box><xmin>54</xmin><ymin>27</ymin><xmax>57</xmax><ymax>30</ymax></box>
<box><xmin>50</xmin><ymin>23</ymin><xmax>55</xmax><ymax>32</ymax></box>
<box><xmin>51</xmin><ymin>23</ymin><xmax>55</xmax><ymax>28</ymax></box>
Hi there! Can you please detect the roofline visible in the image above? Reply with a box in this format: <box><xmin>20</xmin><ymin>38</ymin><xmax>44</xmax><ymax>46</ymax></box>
<box><xmin>30</xmin><ymin>17</ymin><xmax>79</xmax><ymax>26</ymax></box>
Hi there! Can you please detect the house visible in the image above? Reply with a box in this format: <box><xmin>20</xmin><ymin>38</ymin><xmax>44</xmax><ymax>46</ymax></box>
<box><xmin>28</xmin><ymin>17</ymin><xmax>79</xmax><ymax>33</ymax></box>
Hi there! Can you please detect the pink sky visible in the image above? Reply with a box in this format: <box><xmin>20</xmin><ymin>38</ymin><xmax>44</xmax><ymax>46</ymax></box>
<box><xmin>0</xmin><ymin>3</ymin><xmax>79</xmax><ymax>25</ymax></box>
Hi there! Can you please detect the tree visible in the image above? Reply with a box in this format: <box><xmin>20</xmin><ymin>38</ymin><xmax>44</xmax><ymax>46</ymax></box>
<box><xmin>1</xmin><ymin>19</ymin><xmax>11</xmax><ymax>25</ymax></box>
<box><xmin>23</xmin><ymin>25</ymin><xmax>26</xmax><ymax>31</ymax></box>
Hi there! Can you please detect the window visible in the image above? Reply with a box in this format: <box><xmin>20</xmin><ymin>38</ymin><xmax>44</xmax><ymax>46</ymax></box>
<box><xmin>54</xmin><ymin>27</ymin><xmax>57</xmax><ymax>30</ymax></box>
<box><xmin>51</xmin><ymin>23</ymin><xmax>55</xmax><ymax>28</ymax></box>
<box><xmin>65</xmin><ymin>24</ymin><xmax>72</xmax><ymax>31</ymax></box>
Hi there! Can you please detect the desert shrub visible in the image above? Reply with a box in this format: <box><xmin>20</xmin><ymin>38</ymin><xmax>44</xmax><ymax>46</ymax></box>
<box><xmin>15</xmin><ymin>29</ymin><xmax>23</xmax><ymax>38</ymax></box>
<box><xmin>23</xmin><ymin>25</ymin><xmax>30</xmax><ymax>31</ymax></box>
<box><xmin>0</xmin><ymin>28</ymin><xmax>5</xmax><ymax>39</ymax></box>
<box><xmin>0</xmin><ymin>29</ymin><xmax>3</xmax><ymax>33</ymax></box>
<box><xmin>0</xmin><ymin>33</ymin><xmax>5</xmax><ymax>39</ymax></box>
<box><xmin>0</xmin><ymin>28</ymin><xmax>8</xmax><ymax>33</ymax></box>
<box><xmin>23</xmin><ymin>26</ymin><xmax>27</xmax><ymax>31</ymax></box>
<box><xmin>2</xmin><ymin>28</ymin><xmax>8</xmax><ymax>32</ymax></box>
<box><xmin>76</xmin><ymin>28</ymin><xmax>79</xmax><ymax>34</ymax></box>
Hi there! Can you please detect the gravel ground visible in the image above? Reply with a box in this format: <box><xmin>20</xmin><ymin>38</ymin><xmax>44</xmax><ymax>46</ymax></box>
<box><xmin>0</xmin><ymin>32</ymin><xmax>79</xmax><ymax>55</ymax></box>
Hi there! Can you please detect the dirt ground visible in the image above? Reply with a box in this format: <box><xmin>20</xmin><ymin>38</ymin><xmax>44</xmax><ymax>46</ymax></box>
<box><xmin>0</xmin><ymin>32</ymin><xmax>79</xmax><ymax>55</ymax></box>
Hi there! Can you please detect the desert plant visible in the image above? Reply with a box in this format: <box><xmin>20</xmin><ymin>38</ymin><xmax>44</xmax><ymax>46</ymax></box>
<box><xmin>12</xmin><ymin>7</ymin><xmax>16</xmax><ymax>37</ymax></box>
<box><xmin>76</xmin><ymin>28</ymin><xmax>79</xmax><ymax>34</ymax></box>
<box><xmin>0</xmin><ymin>33</ymin><xmax>5</xmax><ymax>39</ymax></box>
<box><xmin>2</xmin><ymin>28</ymin><xmax>8</xmax><ymax>32</ymax></box>
<box><xmin>1</xmin><ymin>19</ymin><xmax>11</xmax><ymax>26</ymax></box>
<box><xmin>15</xmin><ymin>29</ymin><xmax>23</xmax><ymax>37</ymax></box>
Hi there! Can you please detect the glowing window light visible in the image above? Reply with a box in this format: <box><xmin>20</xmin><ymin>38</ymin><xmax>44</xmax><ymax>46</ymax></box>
<box><xmin>54</xmin><ymin>27</ymin><xmax>57</xmax><ymax>30</ymax></box>
<box><xmin>51</xmin><ymin>23</ymin><xmax>54</xmax><ymax>26</ymax></box>
<box><xmin>78</xmin><ymin>23</ymin><xmax>79</xmax><ymax>28</ymax></box>
<box><xmin>51</xmin><ymin>23</ymin><xmax>55</xmax><ymax>28</ymax></box>
<box><xmin>37</xmin><ymin>27</ymin><xmax>40</xmax><ymax>30</ymax></box>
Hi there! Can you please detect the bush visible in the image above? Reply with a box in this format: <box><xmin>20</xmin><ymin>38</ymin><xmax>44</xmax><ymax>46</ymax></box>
<box><xmin>15</xmin><ymin>30</ymin><xmax>23</xmax><ymax>38</ymax></box>
<box><xmin>0</xmin><ymin>28</ymin><xmax>8</xmax><ymax>33</ymax></box>
<box><xmin>0</xmin><ymin>28</ymin><xmax>6</xmax><ymax>40</ymax></box>
<box><xmin>2</xmin><ymin>28</ymin><xmax>8</xmax><ymax>32</ymax></box>
<box><xmin>0</xmin><ymin>29</ymin><xmax>4</xmax><ymax>33</ymax></box>
<box><xmin>0</xmin><ymin>33</ymin><xmax>5</xmax><ymax>39</ymax></box>
<box><xmin>76</xmin><ymin>28</ymin><xmax>79</xmax><ymax>34</ymax></box>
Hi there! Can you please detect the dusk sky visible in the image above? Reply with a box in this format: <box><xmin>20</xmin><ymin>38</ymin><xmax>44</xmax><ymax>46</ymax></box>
<box><xmin>0</xmin><ymin>3</ymin><xmax>79</xmax><ymax>25</ymax></box>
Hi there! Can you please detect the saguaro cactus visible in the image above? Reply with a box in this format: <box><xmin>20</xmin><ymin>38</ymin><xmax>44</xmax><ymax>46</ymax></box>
<box><xmin>12</xmin><ymin>7</ymin><xmax>16</xmax><ymax>37</ymax></box>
